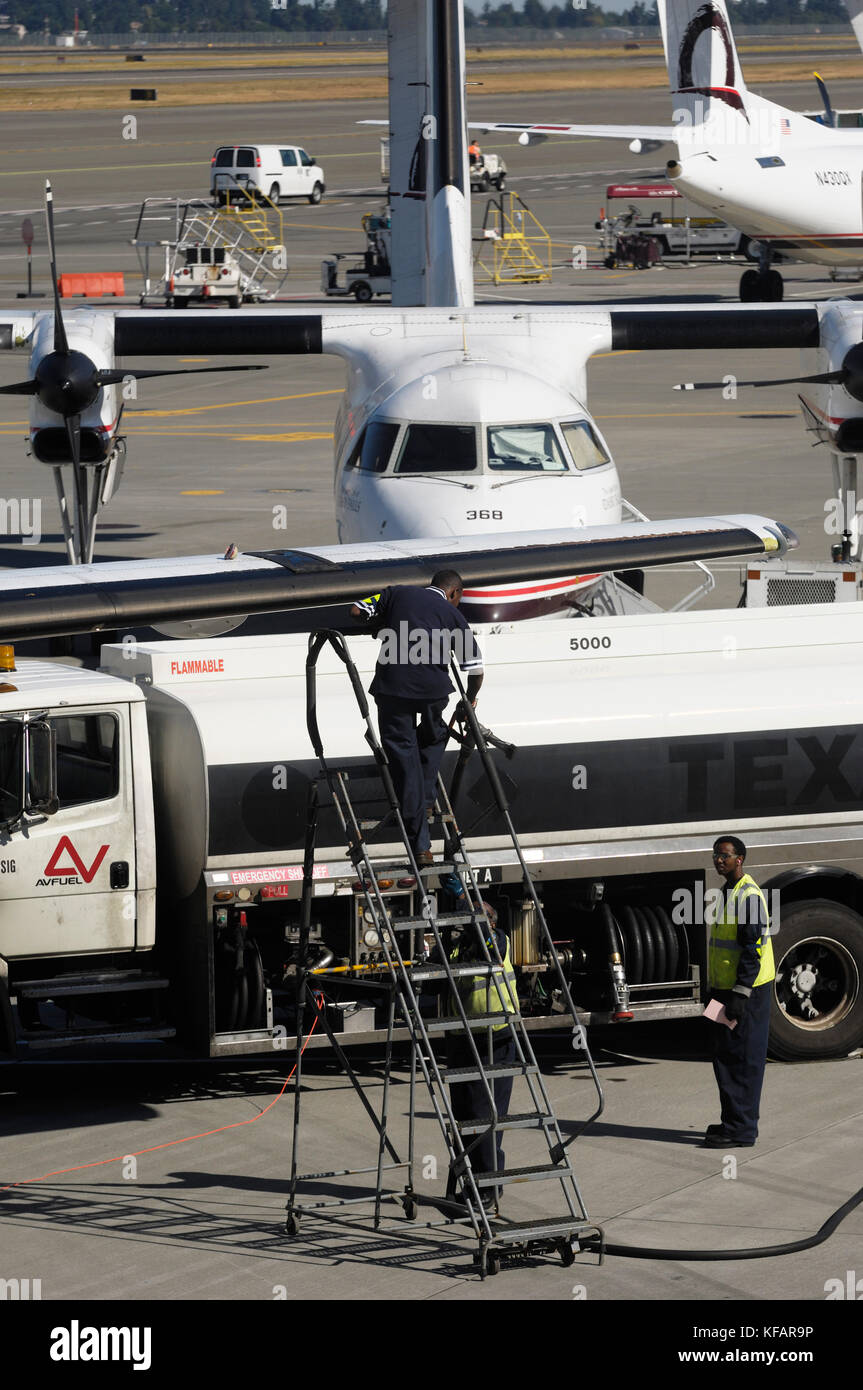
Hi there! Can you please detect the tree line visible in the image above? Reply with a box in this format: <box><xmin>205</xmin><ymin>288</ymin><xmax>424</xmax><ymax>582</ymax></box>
<box><xmin>2</xmin><ymin>0</ymin><xmax>851</xmax><ymax>37</ymax></box>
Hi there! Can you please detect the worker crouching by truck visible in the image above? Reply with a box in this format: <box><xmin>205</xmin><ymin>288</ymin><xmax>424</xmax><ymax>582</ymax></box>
<box><xmin>444</xmin><ymin>896</ymin><xmax>519</xmax><ymax>1216</ymax></box>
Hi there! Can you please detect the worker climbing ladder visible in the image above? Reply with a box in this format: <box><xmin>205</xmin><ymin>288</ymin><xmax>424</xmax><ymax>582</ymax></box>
<box><xmin>285</xmin><ymin>629</ymin><xmax>604</xmax><ymax>1278</ymax></box>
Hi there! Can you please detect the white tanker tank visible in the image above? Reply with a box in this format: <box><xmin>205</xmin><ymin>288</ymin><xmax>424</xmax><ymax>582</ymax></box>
<box><xmin>2</xmin><ymin>603</ymin><xmax>862</xmax><ymax>1062</ymax></box>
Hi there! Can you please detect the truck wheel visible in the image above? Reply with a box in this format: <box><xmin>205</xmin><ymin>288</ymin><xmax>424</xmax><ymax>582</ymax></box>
<box><xmin>268</xmin><ymin>183</ymin><xmax>281</xmax><ymax>204</ymax></box>
<box><xmin>352</xmin><ymin>281</ymin><xmax>373</xmax><ymax>302</ymax></box>
<box><xmin>769</xmin><ymin>899</ymin><xmax>863</xmax><ymax>1060</ymax></box>
<box><xmin>309</xmin><ymin>182</ymin><xmax>323</xmax><ymax>205</ymax></box>
<box><xmin>227</xmin><ymin>295</ymin><xmax>241</xmax><ymax>309</ymax></box>
<box><xmin>495</xmin><ymin>174</ymin><xmax>506</xmax><ymax>191</ymax></box>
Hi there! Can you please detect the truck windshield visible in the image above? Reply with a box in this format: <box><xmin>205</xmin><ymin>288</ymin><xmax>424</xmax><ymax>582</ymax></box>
<box><xmin>0</xmin><ymin>721</ymin><xmax>22</xmax><ymax>824</ymax></box>
<box><xmin>487</xmin><ymin>423</ymin><xmax>568</xmax><ymax>472</ymax></box>
<box><xmin>395</xmin><ymin>424</ymin><xmax>477</xmax><ymax>474</ymax></box>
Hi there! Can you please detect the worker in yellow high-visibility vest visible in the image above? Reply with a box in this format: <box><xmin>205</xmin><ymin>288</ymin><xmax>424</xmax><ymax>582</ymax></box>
<box><xmin>703</xmin><ymin>834</ymin><xmax>775</xmax><ymax>1149</ymax></box>
<box><xmin>446</xmin><ymin>899</ymin><xmax>518</xmax><ymax>1216</ymax></box>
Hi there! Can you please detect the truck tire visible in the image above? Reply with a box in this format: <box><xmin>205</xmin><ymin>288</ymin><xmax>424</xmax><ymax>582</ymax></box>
<box><xmin>769</xmin><ymin>899</ymin><xmax>863</xmax><ymax>1060</ymax></box>
<box><xmin>268</xmin><ymin>183</ymin><xmax>281</xmax><ymax>204</ymax></box>
<box><xmin>352</xmin><ymin>281</ymin><xmax>373</xmax><ymax>303</ymax></box>
<box><xmin>309</xmin><ymin>182</ymin><xmax>324</xmax><ymax>205</ymax></box>
<box><xmin>495</xmin><ymin>174</ymin><xmax>506</xmax><ymax>192</ymax></box>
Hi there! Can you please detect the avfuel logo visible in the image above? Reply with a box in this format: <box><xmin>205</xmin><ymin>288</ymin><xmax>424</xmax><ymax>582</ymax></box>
<box><xmin>37</xmin><ymin>836</ymin><xmax>109</xmax><ymax>887</ymax></box>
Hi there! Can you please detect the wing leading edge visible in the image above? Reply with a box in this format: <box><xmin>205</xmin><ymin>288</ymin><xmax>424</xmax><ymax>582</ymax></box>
<box><xmin>0</xmin><ymin>517</ymin><xmax>795</xmax><ymax>640</ymax></box>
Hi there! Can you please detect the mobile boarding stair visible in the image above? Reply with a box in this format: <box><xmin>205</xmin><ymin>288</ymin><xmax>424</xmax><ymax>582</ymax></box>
<box><xmin>132</xmin><ymin>187</ymin><xmax>289</xmax><ymax>306</ymax></box>
<box><xmin>284</xmin><ymin>629</ymin><xmax>604</xmax><ymax>1278</ymax></box>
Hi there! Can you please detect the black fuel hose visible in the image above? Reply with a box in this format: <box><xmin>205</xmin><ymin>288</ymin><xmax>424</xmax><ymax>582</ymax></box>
<box><xmin>581</xmin><ymin>1183</ymin><xmax>863</xmax><ymax>1260</ymax></box>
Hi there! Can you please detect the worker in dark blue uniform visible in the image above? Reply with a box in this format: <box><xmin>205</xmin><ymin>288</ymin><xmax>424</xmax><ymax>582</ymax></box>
<box><xmin>703</xmin><ymin>834</ymin><xmax>775</xmax><ymax>1149</ymax></box>
<box><xmin>352</xmin><ymin>570</ymin><xmax>483</xmax><ymax>865</ymax></box>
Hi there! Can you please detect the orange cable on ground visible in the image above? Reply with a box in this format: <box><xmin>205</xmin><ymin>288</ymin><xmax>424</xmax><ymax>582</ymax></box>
<box><xmin>1</xmin><ymin>997</ymin><xmax>323</xmax><ymax>1193</ymax></box>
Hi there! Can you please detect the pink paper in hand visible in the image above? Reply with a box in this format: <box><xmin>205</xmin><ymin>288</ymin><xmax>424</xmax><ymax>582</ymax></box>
<box><xmin>703</xmin><ymin>998</ymin><xmax>737</xmax><ymax>1029</ymax></box>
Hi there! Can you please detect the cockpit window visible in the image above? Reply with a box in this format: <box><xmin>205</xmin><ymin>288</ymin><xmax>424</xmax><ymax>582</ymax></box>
<box><xmin>487</xmin><ymin>424</ymin><xmax>568</xmax><ymax>472</ymax></box>
<box><xmin>347</xmin><ymin>420</ymin><xmax>400</xmax><ymax>472</ymax></box>
<box><xmin>395</xmin><ymin>424</ymin><xmax>477</xmax><ymax>473</ymax></box>
<box><xmin>560</xmin><ymin>419</ymin><xmax>611</xmax><ymax>471</ymax></box>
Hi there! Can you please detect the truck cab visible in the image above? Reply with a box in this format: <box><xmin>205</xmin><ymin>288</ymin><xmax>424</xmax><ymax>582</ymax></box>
<box><xmin>0</xmin><ymin>653</ymin><xmax>155</xmax><ymax>970</ymax></box>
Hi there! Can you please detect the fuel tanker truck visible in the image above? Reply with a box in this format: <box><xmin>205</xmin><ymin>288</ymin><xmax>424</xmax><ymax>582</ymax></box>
<box><xmin>2</xmin><ymin>600</ymin><xmax>863</xmax><ymax>1065</ymax></box>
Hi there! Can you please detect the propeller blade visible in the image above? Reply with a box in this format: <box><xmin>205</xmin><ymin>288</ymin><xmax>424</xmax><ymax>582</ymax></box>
<box><xmin>45</xmin><ymin>181</ymin><xmax>69</xmax><ymax>357</ymax></box>
<box><xmin>813</xmin><ymin>71</ymin><xmax>836</xmax><ymax>128</ymax></box>
<box><xmin>0</xmin><ymin>379</ymin><xmax>39</xmax><ymax>395</ymax></box>
<box><xmin>95</xmin><ymin>365</ymin><xmax>267</xmax><ymax>386</ymax></box>
<box><xmin>674</xmin><ymin>371</ymin><xmax>845</xmax><ymax>392</ymax></box>
<box><xmin>65</xmin><ymin>413</ymin><xmax>81</xmax><ymax>468</ymax></box>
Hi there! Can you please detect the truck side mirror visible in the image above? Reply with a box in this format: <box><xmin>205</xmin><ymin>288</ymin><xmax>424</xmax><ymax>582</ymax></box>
<box><xmin>26</xmin><ymin>720</ymin><xmax>58</xmax><ymax>817</ymax></box>
<box><xmin>0</xmin><ymin>720</ymin><xmax>23</xmax><ymax>829</ymax></box>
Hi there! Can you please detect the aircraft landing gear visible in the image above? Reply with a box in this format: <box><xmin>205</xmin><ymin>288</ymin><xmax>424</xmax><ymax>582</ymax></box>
<box><xmin>739</xmin><ymin>246</ymin><xmax>783</xmax><ymax>302</ymax></box>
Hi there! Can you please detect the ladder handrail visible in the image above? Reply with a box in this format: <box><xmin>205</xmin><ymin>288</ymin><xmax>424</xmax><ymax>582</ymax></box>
<box><xmin>446</xmin><ymin>660</ymin><xmax>605</xmax><ymax>1144</ymax></box>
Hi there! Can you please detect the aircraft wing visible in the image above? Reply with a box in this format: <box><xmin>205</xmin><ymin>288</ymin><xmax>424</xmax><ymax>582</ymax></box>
<box><xmin>0</xmin><ymin>516</ymin><xmax>794</xmax><ymax>640</ymax></box>
<box><xmin>467</xmin><ymin>120</ymin><xmax>677</xmax><ymax>145</ymax></box>
<box><xmin>359</xmin><ymin>116</ymin><xmax>676</xmax><ymax>147</ymax></box>
<box><xmin>107</xmin><ymin>303</ymin><xmax>823</xmax><ymax>375</ymax></box>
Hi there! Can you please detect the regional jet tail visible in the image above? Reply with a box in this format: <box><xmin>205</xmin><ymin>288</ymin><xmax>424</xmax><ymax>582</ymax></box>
<box><xmin>387</xmin><ymin>0</ymin><xmax>473</xmax><ymax>307</ymax></box>
<box><xmin>475</xmin><ymin>0</ymin><xmax>863</xmax><ymax>301</ymax></box>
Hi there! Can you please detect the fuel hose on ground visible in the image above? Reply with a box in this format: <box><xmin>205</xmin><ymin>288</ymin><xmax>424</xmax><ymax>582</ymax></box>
<box><xmin>580</xmin><ymin>1183</ymin><xmax>863</xmax><ymax>1261</ymax></box>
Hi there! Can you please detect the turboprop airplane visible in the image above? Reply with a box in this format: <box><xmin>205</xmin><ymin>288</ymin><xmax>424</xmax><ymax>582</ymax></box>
<box><xmin>469</xmin><ymin>0</ymin><xmax>863</xmax><ymax>303</ymax></box>
<box><xmin>0</xmin><ymin>0</ymin><xmax>852</xmax><ymax>623</ymax></box>
<box><xmin>0</xmin><ymin>184</ymin><xmax>265</xmax><ymax>566</ymax></box>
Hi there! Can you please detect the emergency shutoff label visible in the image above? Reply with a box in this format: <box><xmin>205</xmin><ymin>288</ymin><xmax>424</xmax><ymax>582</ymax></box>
<box><xmin>37</xmin><ymin>836</ymin><xmax>110</xmax><ymax>886</ymax></box>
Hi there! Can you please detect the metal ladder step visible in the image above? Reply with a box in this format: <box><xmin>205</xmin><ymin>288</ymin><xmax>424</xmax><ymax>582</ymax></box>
<box><xmin>410</xmin><ymin>964</ymin><xmax>506</xmax><ymax>982</ymax></box>
<box><xmin>442</xmin><ymin>1062</ymin><xmax>538</xmax><ymax>1084</ymax></box>
<box><xmin>457</xmin><ymin>1111</ymin><xmax>555</xmax><ymax>1135</ymax></box>
<box><xmin>389</xmin><ymin>912</ymin><xmax>476</xmax><ymax>931</ymax></box>
<box><xmin>425</xmin><ymin>1012</ymin><xmax>522</xmax><ymax>1034</ymax></box>
<box><xmin>487</xmin><ymin>1216</ymin><xmax>593</xmax><ymax>1243</ymax></box>
<box><xmin>473</xmin><ymin>1162</ymin><xmax>572</xmax><ymax>1188</ymax></box>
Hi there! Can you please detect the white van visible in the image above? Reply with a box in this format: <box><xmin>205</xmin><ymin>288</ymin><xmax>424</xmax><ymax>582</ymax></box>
<box><xmin>210</xmin><ymin>145</ymin><xmax>325</xmax><ymax>205</ymax></box>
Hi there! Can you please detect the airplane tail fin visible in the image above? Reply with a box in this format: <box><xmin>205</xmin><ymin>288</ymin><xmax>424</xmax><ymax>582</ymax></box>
<box><xmin>844</xmin><ymin>0</ymin><xmax>863</xmax><ymax>57</ymax></box>
<box><xmin>660</xmin><ymin>0</ymin><xmax>751</xmax><ymax>145</ymax></box>
<box><xmin>387</xmin><ymin>0</ymin><xmax>473</xmax><ymax>307</ymax></box>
